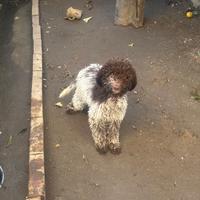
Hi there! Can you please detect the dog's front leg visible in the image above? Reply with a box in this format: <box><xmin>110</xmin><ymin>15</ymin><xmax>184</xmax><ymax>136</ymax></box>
<box><xmin>88</xmin><ymin>117</ymin><xmax>108</xmax><ymax>154</ymax></box>
<box><xmin>107</xmin><ymin>121</ymin><xmax>121</xmax><ymax>154</ymax></box>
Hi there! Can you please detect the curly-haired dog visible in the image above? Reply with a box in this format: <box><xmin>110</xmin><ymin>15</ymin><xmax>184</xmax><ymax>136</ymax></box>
<box><xmin>59</xmin><ymin>59</ymin><xmax>137</xmax><ymax>154</ymax></box>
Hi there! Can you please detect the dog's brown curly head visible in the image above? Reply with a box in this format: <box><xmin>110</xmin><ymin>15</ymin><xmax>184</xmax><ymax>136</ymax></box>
<box><xmin>93</xmin><ymin>58</ymin><xmax>137</xmax><ymax>102</ymax></box>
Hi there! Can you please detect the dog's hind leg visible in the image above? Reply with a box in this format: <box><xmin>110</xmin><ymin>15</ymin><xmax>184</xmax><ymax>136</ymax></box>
<box><xmin>66</xmin><ymin>89</ymin><xmax>86</xmax><ymax>114</ymax></box>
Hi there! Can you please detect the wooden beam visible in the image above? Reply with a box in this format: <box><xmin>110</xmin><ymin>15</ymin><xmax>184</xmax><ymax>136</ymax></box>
<box><xmin>115</xmin><ymin>0</ymin><xmax>145</xmax><ymax>28</ymax></box>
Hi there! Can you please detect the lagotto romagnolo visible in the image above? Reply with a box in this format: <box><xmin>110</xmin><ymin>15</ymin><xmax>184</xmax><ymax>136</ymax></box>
<box><xmin>59</xmin><ymin>58</ymin><xmax>137</xmax><ymax>154</ymax></box>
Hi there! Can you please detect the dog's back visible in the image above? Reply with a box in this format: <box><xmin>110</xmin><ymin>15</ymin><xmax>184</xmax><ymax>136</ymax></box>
<box><xmin>75</xmin><ymin>64</ymin><xmax>102</xmax><ymax>105</ymax></box>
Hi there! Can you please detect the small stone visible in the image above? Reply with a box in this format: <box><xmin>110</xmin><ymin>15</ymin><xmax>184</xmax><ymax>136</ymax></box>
<box><xmin>15</xmin><ymin>16</ymin><xmax>20</xmax><ymax>20</ymax></box>
<box><xmin>55</xmin><ymin>144</ymin><xmax>60</xmax><ymax>148</ymax></box>
<box><xmin>181</xmin><ymin>156</ymin><xmax>184</xmax><ymax>160</ymax></box>
<box><xmin>55</xmin><ymin>102</ymin><xmax>63</xmax><ymax>108</ymax></box>
<box><xmin>136</xmin><ymin>98</ymin><xmax>140</xmax><ymax>103</ymax></box>
<box><xmin>128</xmin><ymin>43</ymin><xmax>134</xmax><ymax>47</ymax></box>
<box><xmin>132</xmin><ymin>125</ymin><xmax>137</xmax><ymax>129</ymax></box>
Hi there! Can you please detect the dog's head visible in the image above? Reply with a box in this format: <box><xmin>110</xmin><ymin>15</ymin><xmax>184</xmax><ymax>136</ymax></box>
<box><xmin>96</xmin><ymin>58</ymin><xmax>137</xmax><ymax>96</ymax></box>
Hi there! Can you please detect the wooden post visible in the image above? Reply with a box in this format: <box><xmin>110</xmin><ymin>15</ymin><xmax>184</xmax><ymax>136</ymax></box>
<box><xmin>115</xmin><ymin>0</ymin><xmax>145</xmax><ymax>28</ymax></box>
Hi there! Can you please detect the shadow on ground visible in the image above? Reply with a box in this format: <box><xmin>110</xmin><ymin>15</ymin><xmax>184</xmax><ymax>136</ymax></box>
<box><xmin>0</xmin><ymin>1</ymin><xmax>32</xmax><ymax>199</ymax></box>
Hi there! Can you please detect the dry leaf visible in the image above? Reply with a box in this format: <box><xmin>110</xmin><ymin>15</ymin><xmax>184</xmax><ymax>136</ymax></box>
<box><xmin>6</xmin><ymin>135</ymin><xmax>13</xmax><ymax>147</ymax></box>
<box><xmin>65</xmin><ymin>7</ymin><xmax>82</xmax><ymax>20</ymax></box>
<box><xmin>83</xmin><ymin>16</ymin><xmax>93</xmax><ymax>23</ymax></box>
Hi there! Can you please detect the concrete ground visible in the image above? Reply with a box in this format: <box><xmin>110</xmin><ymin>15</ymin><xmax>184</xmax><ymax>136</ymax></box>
<box><xmin>41</xmin><ymin>0</ymin><xmax>200</xmax><ymax>199</ymax></box>
<box><xmin>0</xmin><ymin>1</ymin><xmax>32</xmax><ymax>199</ymax></box>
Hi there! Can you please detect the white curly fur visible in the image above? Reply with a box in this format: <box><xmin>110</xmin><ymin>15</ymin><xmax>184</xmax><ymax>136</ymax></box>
<box><xmin>59</xmin><ymin>64</ymin><xmax>128</xmax><ymax>154</ymax></box>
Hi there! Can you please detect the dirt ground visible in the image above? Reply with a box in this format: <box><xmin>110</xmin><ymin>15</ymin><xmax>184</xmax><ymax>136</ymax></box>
<box><xmin>0</xmin><ymin>1</ymin><xmax>32</xmax><ymax>200</ymax></box>
<box><xmin>41</xmin><ymin>0</ymin><xmax>200</xmax><ymax>199</ymax></box>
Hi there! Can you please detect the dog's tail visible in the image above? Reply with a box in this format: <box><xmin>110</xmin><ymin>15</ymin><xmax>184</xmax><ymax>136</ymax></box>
<box><xmin>59</xmin><ymin>80</ymin><xmax>76</xmax><ymax>98</ymax></box>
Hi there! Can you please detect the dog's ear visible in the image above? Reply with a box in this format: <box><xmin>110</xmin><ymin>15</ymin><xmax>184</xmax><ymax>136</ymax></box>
<box><xmin>128</xmin><ymin>75</ymin><xmax>137</xmax><ymax>91</ymax></box>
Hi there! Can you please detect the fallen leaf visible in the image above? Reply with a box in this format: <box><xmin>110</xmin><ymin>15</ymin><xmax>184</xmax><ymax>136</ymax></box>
<box><xmin>55</xmin><ymin>102</ymin><xmax>63</xmax><ymax>108</ymax></box>
<box><xmin>83</xmin><ymin>16</ymin><xmax>93</xmax><ymax>23</ymax></box>
<box><xmin>6</xmin><ymin>136</ymin><xmax>13</xmax><ymax>147</ymax></box>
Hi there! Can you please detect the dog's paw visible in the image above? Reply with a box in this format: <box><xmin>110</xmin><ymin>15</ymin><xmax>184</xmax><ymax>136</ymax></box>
<box><xmin>95</xmin><ymin>144</ymin><xmax>108</xmax><ymax>154</ymax></box>
<box><xmin>109</xmin><ymin>143</ymin><xmax>121</xmax><ymax>155</ymax></box>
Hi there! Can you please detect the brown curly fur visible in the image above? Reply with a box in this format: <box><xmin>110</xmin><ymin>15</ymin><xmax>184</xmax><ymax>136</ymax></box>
<box><xmin>93</xmin><ymin>59</ymin><xmax>137</xmax><ymax>102</ymax></box>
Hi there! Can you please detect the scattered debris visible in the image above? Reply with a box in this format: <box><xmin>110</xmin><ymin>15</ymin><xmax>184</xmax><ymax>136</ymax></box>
<box><xmin>55</xmin><ymin>102</ymin><xmax>63</xmax><ymax>108</ymax></box>
<box><xmin>191</xmin><ymin>89</ymin><xmax>200</xmax><ymax>101</ymax></box>
<box><xmin>190</xmin><ymin>48</ymin><xmax>200</xmax><ymax>64</ymax></box>
<box><xmin>46</xmin><ymin>30</ymin><xmax>50</xmax><ymax>34</ymax></box>
<box><xmin>85</xmin><ymin>0</ymin><xmax>93</xmax><ymax>10</ymax></box>
<box><xmin>180</xmin><ymin>156</ymin><xmax>184</xmax><ymax>160</ymax></box>
<box><xmin>193</xmin><ymin>10</ymin><xmax>200</xmax><ymax>16</ymax></box>
<box><xmin>17</xmin><ymin>128</ymin><xmax>27</xmax><ymax>135</ymax></box>
<box><xmin>191</xmin><ymin>0</ymin><xmax>200</xmax><ymax>8</ymax></box>
<box><xmin>83</xmin><ymin>16</ymin><xmax>93</xmax><ymax>23</ymax></box>
<box><xmin>65</xmin><ymin>7</ymin><xmax>82</xmax><ymax>21</ymax></box>
<box><xmin>14</xmin><ymin>16</ymin><xmax>20</xmax><ymax>20</ymax></box>
<box><xmin>128</xmin><ymin>43</ymin><xmax>134</xmax><ymax>47</ymax></box>
<box><xmin>82</xmin><ymin>154</ymin><xmax>89</xmax><ymax>164</ymax></box>
<box><xmin>0</xmin><ymin>166</ymin><xmax>5</xmax><ymax>188</ymax></box>
<box><xmin>183</xmin><ymin>38</ymin><xmax>192</xmax><ymax>44</ymax></box>
<box><xmin>132</xmin><ymin>125</ymin><xmax>137</xmax><ymax>129</ymax></box>
<box><xmin>133</xmin><ymin>90</ymin><xmax>138</xmax><ymax>94</ymax></box>
<box><xmin>0</xmin><ymin>131</ymin><xmax>2</xmax><ymax>135</ymax></box>
<box><xmin>6</xmin><ymin>136</ymin><xmax>13</xmax><ymax>147</ymax></box>
<box><xmin>173</xmin><ymin>181</ymin><xmax>177</xmax><ymax>187</ymax></box>
<box><xmin>55</xmin><ymin>144</ymin><xmax>60</xmax><ymax>148</ymax></box>
<box><xmin>136</xmin><ymin>98</ymin><xmax>140</xmax><ymax>103</ymax></box>
<box><xmin>57</xmin><ymin>65</ymin><xmax>62</xmax><ymax>69</ymax></box>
